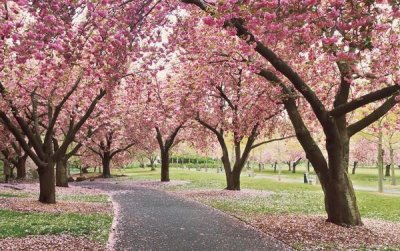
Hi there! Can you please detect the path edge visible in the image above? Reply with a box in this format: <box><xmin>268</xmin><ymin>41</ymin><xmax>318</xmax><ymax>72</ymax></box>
<box><xmin>106</xmin><ymin>192</ymin><xmax>121</xmax><ymax>251</ymax></box>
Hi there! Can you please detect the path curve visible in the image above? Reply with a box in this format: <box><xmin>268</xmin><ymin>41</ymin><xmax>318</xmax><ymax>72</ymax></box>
<box><xmin>74</xmin><ymin>181</ymin><xmax>291</xmax><ymax>251</ymax></box>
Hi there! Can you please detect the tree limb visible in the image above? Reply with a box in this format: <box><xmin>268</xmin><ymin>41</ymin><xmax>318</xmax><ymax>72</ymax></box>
<box><xmin>348</xmin><ymin>95</ymin><xmax>398</xmax><ymax>136</ymax></box>
<box><xmin>330</xmin><ymin>85</ymin><xmax>400</xmax><ymax>117</ymax></box>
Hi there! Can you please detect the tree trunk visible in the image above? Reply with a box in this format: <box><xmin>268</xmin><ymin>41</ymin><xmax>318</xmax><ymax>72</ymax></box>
<box><xmin>56</xmin><ymin>158</ymin><xmax>68</xmax><ymax>187</ymax></box>
<box><xmin>16</xmin><ymin>155</ymin><xmax>27</xmax><ymax>179</ymax></box>
<box><xmin>273</xmin><ymin>161</ymin><xmax>277</xmax><ymax>173</ymax></box>
<box><xmin>385</xmin><ymin>164</ymin><xmax>391</xmax><ymax>177</ymax></box>
<box><xmin>38</xmin><ymin>163</ymin><xmax>56</xmax><ymax>204</ymax></box>
<box><xmin>102</xmin><ymin>155</ymin><xmax>111</xmax><ymax>178</ymax></box>
<box><xmin>287</xmin><ymin>161</ymin><xmax>291</xmax><ymax>171</ymax></box>
<box><xmin>161</xmin><ymin>150</ymin><xmax>170</xmax><ymax>182</ymax></box>
<box><xmin>390</xmin><ymin>148</ymin><xmax>396</xmax><ymax>186</ymax></box>
<box><xmin>226</xmin><ymin>170</ymin><xmax>241</xmax><ymax>190</ymax></box>
<box><xmin>377</xmin><ymin>130</ymin><xmax>384</xmax><ymax>193</ymax></box>
<box><xmin>323</xmin><ymin>171</ymin><xmax>362</xmax><ymax>226</ymax></box>
<box><xmin>352</xmin><ymin>161</ymin><xmax>357</xmax><ymax>175</ymax></box>
<box><xmin>319</xmin><ymin>132</ymin><xmax>362</xmax><ymax>226</ymax></box>
<box><xmin>150</xmin><ymin>158</ymin><xmax>156</xmax><ymax>171</ymax></box>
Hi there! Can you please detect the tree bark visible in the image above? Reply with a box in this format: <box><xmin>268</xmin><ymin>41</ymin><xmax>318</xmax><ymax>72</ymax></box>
<box><xmin>292</xmin><ymin>158</ymin><xmax>301</xmax><ymax>174</ymax></box>
<box><xmin>287</xmin><ymin>161</ymin><xmax>291</xmax><ymax>171</ymax></box>
<box><xmin>56</xmin><ymin>158</ymin><xmax>69</xmax><ymax>187</ymax></box>
<box><xmin>390</xmin><ymin>148</ymin><xmax>396</xmax><ymax>186</ymax></box>
<box><xmin>16</xmin><ymin>155</ymin><xmax>27</xmax><ymax>179</ymax></box>
<box><xmin>102</xmin><ymin>154</ymin><xmax>111</xmax><ymax>178</ymax></box>
<box><xmin>352</xmin><ymin>161</ymin><xmax>357</xmax><ymax>175</ymax></box>
<box><xmin>377</xmin><ymin>129</ymin><xmax>384</xmax><ymax>193</ymax></box>
<box><xmin>150</xmin><ymin>157</ymin><xmax>156</xmax><ymax>171</ymax></box>
<box><xmin>161</xmin><ymin>150</ymin><xmax>170</xmax><ymax>182</ymax></box>
<box><xmin>226</xmin><ymin>170</ymin><xmax>241</xmax><ymax>190</ymax></box>
<box><xmin>385</xmin><ymin>164</ymin><xmax>391</xmax><ymax>177</ymax></box>
<box><xmin>38</xmin><ymin>163</ymin><xmax>56</xmax><ymax>204</ymax></box>
<box><xmin>323</xmin><ymin>170</ymin><xmax>362</xmax><ymax>226</ymax></box>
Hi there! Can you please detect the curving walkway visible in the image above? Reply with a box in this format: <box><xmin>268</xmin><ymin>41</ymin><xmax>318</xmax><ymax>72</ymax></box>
<box><xmin>75</xmin><ymin>181</ymin><xmax>291</xmax><ymax>251</ymax></box>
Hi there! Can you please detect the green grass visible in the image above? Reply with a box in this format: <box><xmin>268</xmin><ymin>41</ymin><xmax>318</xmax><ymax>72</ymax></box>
<box><xmin>120</xmin><ymin>167</ymin><xmax>400</xmax><ymax>222</ymax></box>
<box><xmin>0</xmin><ymin>192</ymin><xmax>29</xmax><ymax>198</ymax></box>
<box><xmin>56</xmin><ymin>194</ymin><xmax>109</xmax><ymax>203</ymax></box>
<box><xmin>0</xmin><ymin>209</ymin><xmax>112</xmax><ymax>243</ymax></box>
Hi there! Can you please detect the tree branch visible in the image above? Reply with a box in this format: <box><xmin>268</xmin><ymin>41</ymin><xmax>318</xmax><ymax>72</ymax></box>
<box><xmin>44</xmin><ymin>71</ymin><xmax>83</xmax><ymax>146</ymax></box>
<box><xmin>54</xmin><ymin>89</ymin><xmax>106</xmax><ymax>160</ymax></box>
<box><xmin>252</xmin><ymin>135</ymin><xmax>296</xmax><ymax>149</ymax></box>
<box><xmin>110</xmin><ymin>141</ymin><xmax>137</xmax><ymax>158</ymax></box>
<box><xmin>348</xmin><ymin>95</ymin><xmax>398</xmax><ymax>136</ymax></box>
<box><xmin>330</xmin><ymin>85</ymin><xmax>400</xmax><ymax>117</ymax></box>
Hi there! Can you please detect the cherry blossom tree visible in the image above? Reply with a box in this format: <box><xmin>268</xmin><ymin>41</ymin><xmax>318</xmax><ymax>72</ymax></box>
<box><xmin>85</xmin><ymin>93</ymin><xmax>142</xmax><ymax>178</ymax></box>
<box><xmin>350</xmin><ymin>138</ymin><xmax>377</xmax><ymax>174</ymax></box>
<box><xmin>0</xmin><ymin>125</ymin><xmax>28</xmax><ymax>179</ymax></box>
<box><xmin>0</xmin><ymin>1</ymin><xmax>172</xmax><ymax>203</ymax></box>
<box><xmin>180</xmin><ymin>0</ymin><xmax>400</xmax><ymax>226</ymax></box>
<box><xmin>167</xmin><ymin>18</ymin><xmax>294</xmax><ymax>189</ymax></box>
<box><xmin>144</xmin><ymin>76</ymin><xmax>192</xmax><ymax>182</ymax></box>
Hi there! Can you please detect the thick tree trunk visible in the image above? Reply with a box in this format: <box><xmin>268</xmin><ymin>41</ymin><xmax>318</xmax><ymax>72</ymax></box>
<box><xmin>38</xmin><ymin>163</ymin><xmax>56</xmax><ymax>204</ymax></box>
<box><xmin>56</xmin><ymin>158</ymin><xmax>69</xmax><ymax>187</ymax></box>
<box><xmin>16</xmin><ymin>155</ymin><xmax>27</xmax><ymax>179</ymax></box>
<box><xmin>102</xmin><ymin>155</ymin><xmax>111</xmax><ymax>178</ymax></box>
<box><xmin>323</xmin><ymin>171</ymin><xmax>362</xmax><ymax>226</ymax></box>
<box><xmin>161</xmin><ymin>150</ymin><xmax>170</xmax><ymax>182</ymax></box>
<box><xmin>226</xmin><ymin>170</ymin><xmax>241</xmax><ymax>190</ymax></box>
<box><xmin>317</xmin><ymin>130</ymin><xmax>362</xmax><ymax>226</ymax></box>
<box><xmin>273</xmin><ymin>161</ymin><xmax>277</xmax><ymax>173</ymax></box>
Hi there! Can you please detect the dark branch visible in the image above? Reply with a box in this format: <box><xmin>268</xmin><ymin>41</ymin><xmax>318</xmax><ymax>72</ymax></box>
<box><xmin>252</xmin><ymin>135</ymin><xmax>296</xmax><ymax>149</ymax></box>
<box><xmin>330</xmin><ymin>85</ymin><xmax>400</xmax><ymax>117</ymax></box>
<box><xmin>348</xmin><ymin>95</ymin><xmax>398</xmax><ymax>136</ymax></box>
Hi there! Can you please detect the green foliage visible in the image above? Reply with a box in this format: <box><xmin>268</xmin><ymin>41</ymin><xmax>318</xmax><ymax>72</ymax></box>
<box><xmin>170</xmin><ymin>154</ymin><xmax>218</xmax><ymax>165</ymax></box>
<box><xmin>0</xmin><ymin>210</ymin><xmax>112</xmax><ymax>243</ymax></box>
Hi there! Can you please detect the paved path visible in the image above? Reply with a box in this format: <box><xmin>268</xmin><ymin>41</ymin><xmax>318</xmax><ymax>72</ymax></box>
<box><xmin>75</xmin><ymin>181</ymin><xmax>291</xmax><ymax>251</ymax></box>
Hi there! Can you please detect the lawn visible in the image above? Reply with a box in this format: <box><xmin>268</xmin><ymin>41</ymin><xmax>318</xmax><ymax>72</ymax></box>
<box><xmin>121</xmin><ymin>167</ymin><xmax>400</xmax><ymax>222</ymax></box>
<box><xmin>0</xmin><ymin>185</ymin><xmax>113</xmax><ymax>247</ymax></box>
<box><xmin>0</xmin><ymin>210</ymin><xmax>112</xmax><ymax>243</ymax></box>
